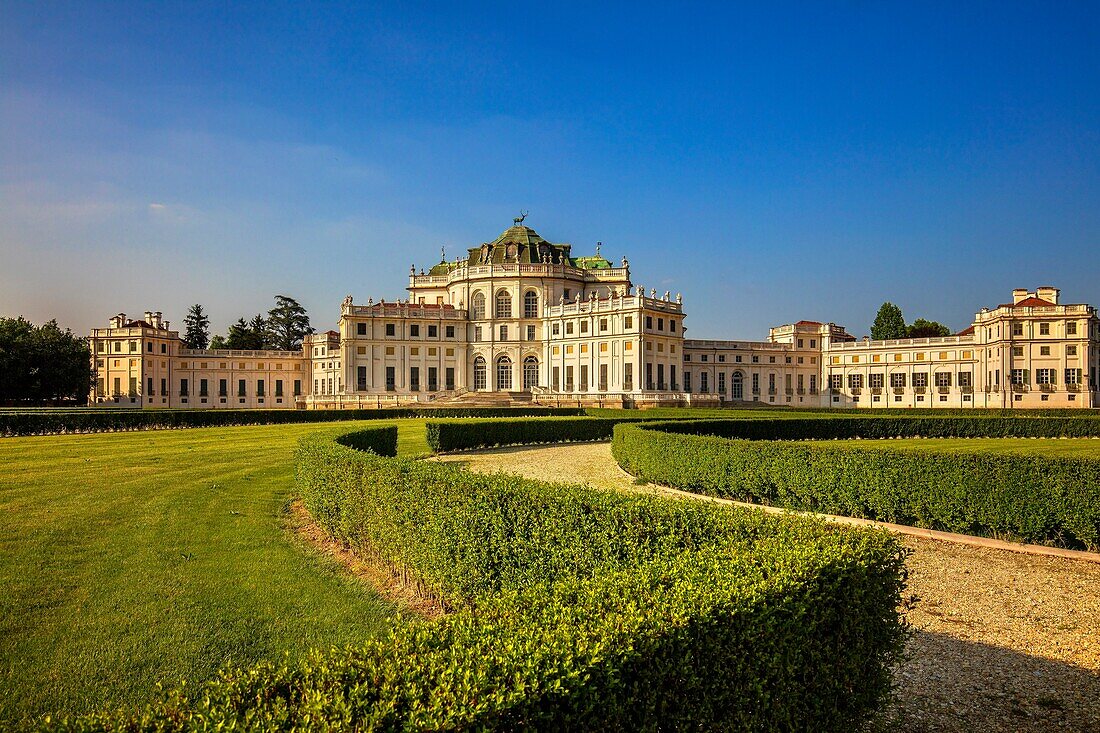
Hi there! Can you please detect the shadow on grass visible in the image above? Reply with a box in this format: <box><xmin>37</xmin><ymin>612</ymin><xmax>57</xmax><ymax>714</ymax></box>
<box><xmin>869</xmin><ymin>630</ymin><xmax>1100</xmax><ymax>733</ymax></box>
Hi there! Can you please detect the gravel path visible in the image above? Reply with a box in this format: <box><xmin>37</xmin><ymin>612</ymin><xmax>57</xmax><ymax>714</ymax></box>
<box><xmin>435</xmin><ymin>442</ymin><xmax>1100</xmax><ymax>732</ymax></box>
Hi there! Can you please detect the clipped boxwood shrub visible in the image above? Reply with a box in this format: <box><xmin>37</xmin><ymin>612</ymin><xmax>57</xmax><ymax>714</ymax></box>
<box><xmin>0</xmin><ymin>406</ymin><xmax>584</xmax><ymax>437</ymax></box>
<box><xmin>425</xmin><ymin>416</ymin><xmax>653</xmax><ymax>452</ymax></box>
<box><xmin>57</xmin><ymin>429</ymin><xmax>908</xmax><ymax>730</ymax></box>
<box><xmin>613</xmin><ymin>420</ymin><xmax>1100</xmax><ymax>549</ymax></box>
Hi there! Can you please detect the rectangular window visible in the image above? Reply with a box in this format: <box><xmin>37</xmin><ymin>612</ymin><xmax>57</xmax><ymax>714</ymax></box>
<box><xmin>769</xmin><ymin>373</ymin><xmax>777</xmax><ymax>392</ymax></box>
<box><xmin>890</xmin><ymin>372</ymin><xmax>906</xmax><ymax>388</ymax></box>
<box><xmin>294</xmin><ymin>379</ymin><xmax>301</xmax><ymax>396</ymax></box>
<box><xmin>625</xmin><ymin>316</ymin><xmax>633</xmax><ymax>329</ymax></box>
<box><xmin>959</xmin><ymin>372</ymin><xmax>972</xmax><ymax>387</ymax></box>
<box><xmin>180</xmin><ymin>378</ymin><xmax>189</xmax><ymax>396</ymax></box>
<box><xmin>275</xmin><ymin>380</ymin><xmax>283</xmax><ymax>397</ymax></box>
<box><xmin>1011</xmin><ymin>369</ymin><xmax>1026</xmax><ymax>385</ymax></box>
<box><xmin>670</xmin><ymin>320</ymin><xmax>676</xmax><ymax>332</ymax></box>
<box><xmin>848</xmin><ymin>374</ymin><xmax>863</xmax><ymax>389</ymax></box>
<box><xmin>646</xmin><ymin>363</ymin><xmax>653</xmax><ymax>390</ymax></box>
<box><xmin>1067</xmin><ymin>345</ymin><xmax>1077</xmax><ymax>356</ymax></box>
<box><xmin>566</xmin><ymin>322</ymin><xmax>574</xmax><ymax>335</ymax></box>
<box><xmin>580</xmin><ymin>321</ymin><xmax>589</xmax><ymax>334</ymax></box>
<box><xmin>258</xmin><ymin>379</ymin><xmax>268</xmax><ymax>397</ymax></box>
<box><xmin>1036</xmin><ymin>368</ymin><xmax>1055</xmax><ymax>385</ymax></box>
<box><xmin>935</xmin><ymin>372</ymin><xmax>951</xmax><ymax>387</ymax></box>
<box><xmin>830</xmin><ymin>374</ymin><xmax>842</xmax><ymax>390</ymax></box>
<box><xmin>913</xmin><ymin>372</ymin><xmax>928</xmax><ymax>388</ymax></box>
<box><xmin>129</xmin><ymin>340</ymin><xmax>138</xmax><ymax>352</ymax></box>
<box><xmin>753</xmin><ymin>373</ymin><xmax>761</xmax><ymax>393</ymax></box>
<box><xmin>357</xmin><ymin>366</ymin><xmax>367</xmax><ymax>391</ymax></box>
<box><xmin>580</xmin><ymin>365</ymin><xmax>589</xmax><ymax>391</ymax></box>
<box><xmin>474</xmin><ymin>326</ymin><xmax>482</xmax><ymax>342</ymax></box>
<box><xmin>410</xmin><ymin>367</ymin><xmax>420</xmax><ymax>391</ymax></box>
<box><xmin>699</xmin><ymin>371</ymin><xmax>708</xmax><ymax>393</ymax></box>
<box><xmin>684</xmin><ymin>371</ymin><xmax>692</xmax><ymax>392</ymax></box>
<box><xmin>445</xmin><ymin>367</ymin><xmax>455</xmax><ymax>390</ymax></box>
<box><xmin>657</xmin><ymin>318</ymin><xmax>664</xmax><ymax>331</ymax></box>
<box><xmin>1066</xmin><ymin>368</ymin><xmax>1081</xmax><ymax>384</ymax></box>
<box><xmin>645</xmin><ymin>316</ymin><xmax>652</xmax><ymax>329</ymax></box>
<box><xmin>718</xmin><ymin>371</ymin><xmax>727</xmax><ymax>394</ymax></box>
<box><xmin>1067</xmin><ymin>321</ymin><xmax>1077</xmax><ymax>335</ymax></box>
<box><xmin>238</xmin><ymin>379</ymin><xmax>246</xmax><ymax>397</ymax></box>
<box><xmin>385</xmin><ymin>366</ymin><xmax>396</xmax><ymax>391</ymax></box>
<box><xmin>565</xmin><ymin>366</ymin><xmax>575</xmax><ymax>392</ymax></box>
<box><xmin>552</xmin><ymin>323</ymin><xmax>561</xmax><ymax>335</ymax></box>
<box><xmin>446</xmin><ymin>325</ymin><xmax>455</xmax><ymax>338</ymax></box>
<box><xmin>869</xmin><ymin>373</ymin><xmax>884</xmax><ymax>389</ymax></box>
<box><xmin>128</xmin><ymin>376</ymin><xmax>138</xmax><ymax>396</ymax></box>
<box><xmin>1039</xmin><ymin>322</ymin><xmax>1050</xmax><ymax>335</ymax></box>
<box><xmin>385</xmin><ymin>323</ymin><xmax>396</xmax><ymax>337</ymax></box>
<box><xmin>500</xmin><ymin>325</ymin><xmax>508</xmax><ymax>341</ymax></box>
<box><xmin>1013</xmin><ymin>346</ymin><xmax>1024</xmax><ymax>357</ymax></box>
<box><xmin>199</xmin><ymin>378</ymin><xmax>209</xmax><ymax>397</ymax></box>
<box><xmin>1012</xmin><ymin>322</ymin><xmax>1023</xmax><ymax>336</ymax></box>
<box><xmin>357</xmin><ymin>323</ymin><xmax>367</xmax><ymax>335</ymax></box>
<box><xmin>657</xmin><ymin>363</ymin><xmax>665</xmax><ymax>390</ymax></box>
<box><xmin>1040</xmin><ymin>346</ymin><xmax>1051</xmax><ymax>356</ymax></box>
<box><xmin>147</xmin><ymin>377</ymin><xmax>154</xmax><ymax>396</ymax></box>
<box><xmin>600</xmin><ymin>318</ymin><xmax>608</xmax><ymax>332</ymax></box>
<box><xmin>147</xmin><ymin>342</ymin><xmax>153</xmax><ymax>352</ymax></box>
<box><xmin>428</xmin><ymin>325</ymin><xmax>437</xmax><ymax>338</ymax></box>
<box><xmin>622</xmin><ymin>362</ymin><xmax>633</xmax><ymax>391</ymax></box>
<box><xmin>526</xmin><ymin>325</ymin><xmax>535</xmax><ymax>341</ymax></box>
<box><xmin>428</xmin><ymin>366</ymin><xmax>438</xmax><ymax>392</ymax></box>
<box><xmin>552</xmin><ymin>366</ymin><xmax>561</xmax><ymax>392</ymax></box>
<box><xmin>410</xmin><ymin>324</ymin><xmax>420</xmax><ymax>337</ymax></box>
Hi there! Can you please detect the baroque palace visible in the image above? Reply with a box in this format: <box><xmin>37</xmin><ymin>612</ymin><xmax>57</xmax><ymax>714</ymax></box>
<box><xmin>89</xmin><ymin>221</ymin><xmax>1100</xmax><ymax>410</ymax></box>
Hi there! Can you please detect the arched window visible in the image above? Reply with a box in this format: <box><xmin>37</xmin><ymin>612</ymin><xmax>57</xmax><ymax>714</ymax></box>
<box><xmin>473</xmin><ymin>356</ymin><xmax>487</xmax><ymax>390</ymax></box>
<box><xmin>523</xmin><ymin>356</ymin><xmax>539</xmax><ymax>390</ymax></box>
<box><xmin>496</xmin><ymin>355</ymin><xmax>513</xmax><ymax>391</ymax></box>
<box><xmin>495</xmin><ymin>289</ymin><xmax>512</xmax><ymax>319</ymax></box>
<box><xmin>471</xmin><ymin>292</ymin><xmax>486</xmax><ymax>320</ymax></box>
<box><xmin>731</xmin><ymin>370</ymin><xmax>744</xmax><ymax>400</ymax></box>
<box><xmin>523</xmin><ymin>290</ymin><xmax>539</xmax><ymax>318</ymax></box>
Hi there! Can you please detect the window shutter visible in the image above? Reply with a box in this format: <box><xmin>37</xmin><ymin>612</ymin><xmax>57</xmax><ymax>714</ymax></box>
<box><xmin>1050</xmin><ymin>370</ymin><xmax>1056</xmax><ymax>385</ymax></box>
<box><xmin>1024</xmin><ymin>369</ymin><xmax>1030</xmax><ymax>385</ymax></box>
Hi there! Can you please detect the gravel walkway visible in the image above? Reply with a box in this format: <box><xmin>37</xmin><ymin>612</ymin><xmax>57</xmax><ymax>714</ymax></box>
<box><xmin>434</xmin><ymin>442</ymin><xmax>1100</xmax><ymax>732</ymax></box>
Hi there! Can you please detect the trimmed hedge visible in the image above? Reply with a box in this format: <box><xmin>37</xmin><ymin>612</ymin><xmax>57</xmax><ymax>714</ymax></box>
<box><xmin>425</xmin><ymin>416</ymin><xmax>655</xmax><ymax>452</ymax></box>
<box><xmin>645</xmin><ymin>415</ymin><xmax>1100</xmax><ymax>440</ymax></box>
<box><xmin>613</xmin><ymin>420</ymin><xmax>1100</xmax><ymax>549</ymax></box>
<box><xmin>0</xmin><ymin>406</ymin><xmax>584</xmax><ymax>437</ymax></box>
<box><xmin>57</xmin><ymin>428</ymin><xmax>907</xmax><ymax>730</ymax></box>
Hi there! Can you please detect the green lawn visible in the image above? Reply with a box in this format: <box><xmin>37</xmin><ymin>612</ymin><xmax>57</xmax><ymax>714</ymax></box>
<box><xmin>832</xmin><ymin>437</ymin><xmax>1100</xmax><ymax>458</ymax></box>
<box><xmin>0</xmin><ymin>420</ymin><xmax>429</xmax><ymax>728</ymax></box>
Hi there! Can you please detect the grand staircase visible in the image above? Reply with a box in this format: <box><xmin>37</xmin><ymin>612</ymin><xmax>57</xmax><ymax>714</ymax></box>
<box><xmin>430</xmin><ymin>390</ymin><xmax>537</xmax><ymax>407</ymax></box>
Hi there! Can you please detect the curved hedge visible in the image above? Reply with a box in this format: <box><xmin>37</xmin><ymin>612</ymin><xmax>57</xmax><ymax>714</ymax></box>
<box><xmin>612</xmin><ymin>419</ymin><xmax>1100</xmax><ymax>549</ymax></box>
<box><xmin>0</xmin><ymin>406</ymin><xmax>584</xmax><ymax>437</ymax></box>
<box><xmin>425</xmin><ymin>415</ymin><xmax>659</xmax><ymax>452</ymax></box>
<box><xmin>58</xmin><ymin>427</ymin><xmax>907</xmax><ymax>731</ymax></box>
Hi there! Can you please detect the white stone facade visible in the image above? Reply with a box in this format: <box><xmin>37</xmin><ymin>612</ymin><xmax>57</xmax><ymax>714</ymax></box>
<box><xmin>89</xmin><ymin>225</ymin><xmax>1100</xmax><ymax>409</ymax></box>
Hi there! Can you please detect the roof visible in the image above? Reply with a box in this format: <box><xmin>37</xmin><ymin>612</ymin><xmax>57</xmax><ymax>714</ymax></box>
<box><xmin>795</xmin><ymin>320</ymin><xmax>823</xmax><ymax>326</ymax></box>
<box><xmin>956</xmin><ymin>325</ymin><xmax>975</xmax><ymax>336</ymax></box>
<box><xmin>998</xmin><ymin>297</ymin><xmax>1056</xmax><ymax>308</ymax></box>
<box><xmin>440</xmin><ymin>223</ymin><xmax>615</xmax><ymax>270</ymax></box>
<box><xmin>124</xmin><ymin>320</ymin><xmax>153</xmax><ymax>328</ymax></box>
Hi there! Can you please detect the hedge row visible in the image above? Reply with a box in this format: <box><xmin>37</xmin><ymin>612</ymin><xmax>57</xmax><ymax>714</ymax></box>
<box><xmin>612</xmin><ymin>420</ymin><xmax>1100</xmax><ymax>549</ymax></box>
<box><xmin>58</xmin><ymin>428</ymin><xmax>907</xmax><ymax>730</ymax></box>
<box><xmin>0</xmin><ymin>406</ymin><xmax>584</xmax><ymax>437</ymax></box>
<box><xmin>648</xmin><ymin>415</ymin><xmax>1100</xmax><ymax>440</ymax></box>
<box><xmin>424</xmin><ymin>415</ymin><xmax>660</xmax><ymax>452</ymax></box>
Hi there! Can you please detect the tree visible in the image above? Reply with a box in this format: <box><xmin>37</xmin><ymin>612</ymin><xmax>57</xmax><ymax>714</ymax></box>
<box><xmin>225</xmin><ymin>318</ymin><xmax>253</xmax><ymax>349</ymax></box>
<box><xmin>870</xmin><ymin>302</ymin><xmax>907</xmax><ymax>340</ymax></box>
<box><xmin>209</xmin><ymin>334</ymin><xmax>228</xmax><ymax>350</ymax></box>
<box><xmin>247</xmin><ymin>314</ymin><xmax>269</xmax><ymax>349</ymax></box>
<box><xmin>0</xmin><ymin>317</ymin><xmax>91</xmax><ymax>404</ymax></box>
<box><xmin>266</xmin><ymin>295</ymin><xmax>313</xmax><ymax>351</ymax></box>
<box><xmin>182</xmin><ymin>304</ymin><xmax>210</xmax><ymax>349</ymax></box>
<box><xmin>906</xmin><ymin>319</ymin><xmax>952</xmax><ymax>338</ymax></box>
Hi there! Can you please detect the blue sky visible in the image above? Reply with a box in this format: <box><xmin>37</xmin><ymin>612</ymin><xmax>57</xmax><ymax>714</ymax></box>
<box><xmin>2</xmin><ymin>1</ymin><xmax>1098</xmax><ymax>339</ymax></box>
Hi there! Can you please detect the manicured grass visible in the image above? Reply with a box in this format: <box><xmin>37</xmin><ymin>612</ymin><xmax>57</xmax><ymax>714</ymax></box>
<box><xmin>833</xmin><ymin>437</ymin><xmax>1100</xmax><ymax>458</ymax></box>
<box><xmin>0</xmin><ymin>420</ymin><xmax>428</xmax><ymax>728</ymax></box>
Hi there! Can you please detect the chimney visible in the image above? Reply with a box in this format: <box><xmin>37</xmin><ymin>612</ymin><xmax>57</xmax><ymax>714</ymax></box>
<box><xmin>155</xmin><ymin>311</ymin><xmax>163</xmax><ymax>328</ymax></box>
<box><xmin>1011</xmin><ymin>289</ymin><xmax>1030</xmax><ymax>305</ymax></box>
<box><xmin>1036</xmin><ymin>286</ymin><xmax>1060</xmax><ymax>305</ymax></box>
<box><xmin>144</xmin><ymin>311</ymin><xmax>153</xmax><ymax>324</ymax></box>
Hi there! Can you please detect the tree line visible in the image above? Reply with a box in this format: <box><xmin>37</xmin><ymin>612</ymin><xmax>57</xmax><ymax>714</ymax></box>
<box><xmin>0</xmin><ymin>318</ymin><xmax>91</xmax><ymax>405</ymax></box>
<box><xmin>183</xmin><ymin>295</ymin><xmax>314</xmax><ymax>351</ymax></box>
<box><xmin>870</xmin><ymin>302</ymin><xmax>952</xmax><ymax>340</ymax></box>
